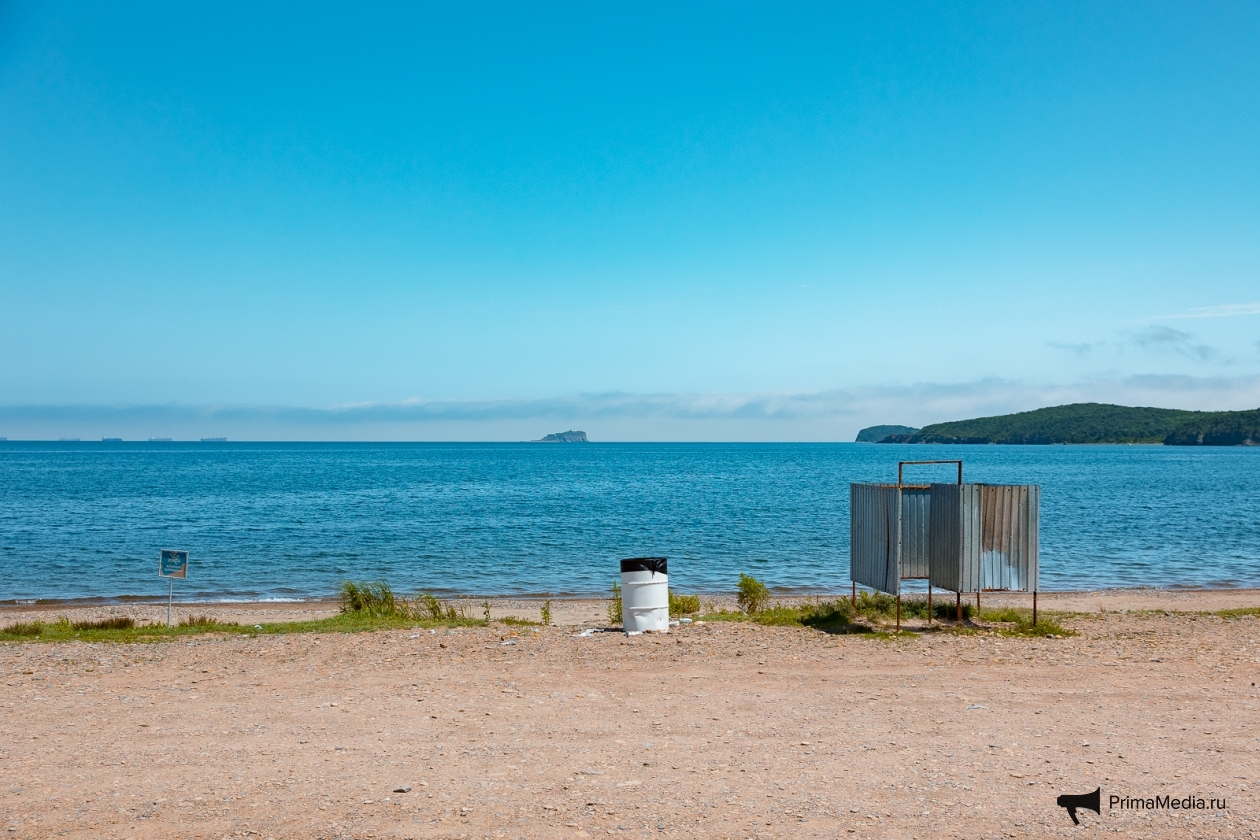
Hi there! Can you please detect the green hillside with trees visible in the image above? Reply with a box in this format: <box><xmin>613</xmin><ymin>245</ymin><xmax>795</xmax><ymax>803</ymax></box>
<box><xmin>855</xmin><ymin>424</ymin><xmax>919</xmax><ymax>442</ymax></box>
<box><xmin>877</xmin><ymin>403</ymin><xmax>1259</xmax><ymax>445</ymax></box>
<box><xmin>1164</xmin><ymin>408</ymin><xmax>1260</xmax><ymax>446</ymax></box>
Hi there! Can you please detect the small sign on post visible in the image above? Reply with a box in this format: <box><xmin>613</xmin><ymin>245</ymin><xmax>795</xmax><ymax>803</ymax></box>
<box><xmin>158</xmin><ymin>549</ymin><xmax>189</xmax><ymax>627</ymax></box>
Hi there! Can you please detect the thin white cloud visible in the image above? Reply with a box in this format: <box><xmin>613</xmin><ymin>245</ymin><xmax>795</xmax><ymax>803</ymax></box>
<box><xmin>1141</xmin><ymin>302</ymin><xmax>1260</xmax><ymax>321</ymax></box>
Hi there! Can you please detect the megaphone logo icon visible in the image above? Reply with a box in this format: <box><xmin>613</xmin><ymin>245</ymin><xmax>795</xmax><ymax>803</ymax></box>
<box><xmin>1056</xmin><ymin>787</ymin><xmax>1101</xmax><ymax>825</ymax></box>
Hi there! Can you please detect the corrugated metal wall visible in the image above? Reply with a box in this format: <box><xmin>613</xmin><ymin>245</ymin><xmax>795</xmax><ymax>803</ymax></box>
<box><xmin>849</xmin><ymin>484</ymin><xmax>900</xmax><ymax>595</ymax></box>
<box><xmin>850</xmin><ymin>484</ymin><xmax>934</xmax><ymax>594</ymax></box>
<box><xmin>928</xmin><ymin>483</ymin><xmax>1039</xmax><ymax>593</ymax></box>
<box><xmin>899</xmin><ymin>487</ymin><xmax>932</xmax><ymax>579</ymax></box>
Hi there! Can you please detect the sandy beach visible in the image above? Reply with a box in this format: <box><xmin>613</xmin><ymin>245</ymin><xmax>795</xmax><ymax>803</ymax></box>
<box><xmin>1</xmin><ymin>589</ymin><xmax>1257</xmax><ymax>839</ymax></box>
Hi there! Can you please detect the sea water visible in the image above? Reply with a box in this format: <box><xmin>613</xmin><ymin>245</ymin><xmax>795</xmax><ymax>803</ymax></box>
<box><xmin>0</xmin><ymin>441</ymin><xmax>1256</xmax><ymax>602</ymax></box>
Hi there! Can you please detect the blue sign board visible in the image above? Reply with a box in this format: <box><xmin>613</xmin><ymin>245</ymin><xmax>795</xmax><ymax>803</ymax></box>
<box><xmin>159</xmin><ymin>549</ymin><xmax>189</xmax><ymax>579</ymax></box>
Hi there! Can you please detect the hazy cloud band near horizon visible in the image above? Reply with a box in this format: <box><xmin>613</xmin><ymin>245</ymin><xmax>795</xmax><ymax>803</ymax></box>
<box><xmin>4</xmin><ymin>375</ymin><xmax>1257</xmax><ymax>442</ymax></box>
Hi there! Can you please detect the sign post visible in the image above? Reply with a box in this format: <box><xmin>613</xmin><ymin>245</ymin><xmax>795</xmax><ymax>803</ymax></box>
<box><xmin>158</xmin><ymin>549</ymin><xmax>189</xmax><ymax>627</ymax></box>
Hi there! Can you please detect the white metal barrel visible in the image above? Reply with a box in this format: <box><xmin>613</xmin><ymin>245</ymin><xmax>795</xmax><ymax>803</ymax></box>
<box><xmin>620</xmin><ymin>557</ymin><xmax>669</xmax><ymax>633</ymax></box>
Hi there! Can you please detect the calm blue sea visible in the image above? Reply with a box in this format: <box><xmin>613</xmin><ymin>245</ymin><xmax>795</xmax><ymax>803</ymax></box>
<box><xmin>0</xmin><ymin>441</ymin><xmax>1257</xmax><ymax>602</ymax></box>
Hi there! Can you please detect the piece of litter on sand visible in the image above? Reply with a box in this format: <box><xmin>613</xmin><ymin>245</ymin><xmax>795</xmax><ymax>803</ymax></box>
<box><xmin>394</xmin><ymin>786</ymin><xmax>411</xmax><ymax>793</ymax></box>
<box><xmin>501</xmin><ymin>640</ymin><xmax>516</xmax><ymax>646</ymax></box>
<box><xmin>625</xmin><ymin>630</ymin><xmax>643</xmax><ymax>636</ymax></box>
<box><xmin>574</xmin><ymin>628</ymin><xmax>599</xmax><ymax>637</ymax></box>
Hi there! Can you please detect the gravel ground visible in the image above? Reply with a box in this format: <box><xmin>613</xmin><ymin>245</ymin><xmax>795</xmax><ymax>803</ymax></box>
<box><xmin>0</xmin><ymin>592</ymin><xmax>1257</xmax><ymax>839</ymax></box>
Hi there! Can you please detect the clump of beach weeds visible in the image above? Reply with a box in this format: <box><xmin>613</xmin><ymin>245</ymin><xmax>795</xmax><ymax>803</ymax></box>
<box><xmin>178</xmin><ymin>614</ymin><xmax>221</xmax><ymax>628</ymax></box>
<box><xmin>669</xmin><ymin>590</ymin><xmax>701</xmax><ymax>615</ymax></box>
<box><xmin>500</xmin><ymin>615</ymin><xmax>541</xmax><ymax>627</ymax></box>
<box><xmin>339</xmin><ymin>580</ymin><xmax>399</xmax><ymax>616</ymax></box>
<box><xmin>71</xmin><ymin>615</ymin><xmax>137</xmax><ymax>631</ymax></box>
<box><xmin>608</xmin><ymin>580</ymin><xmax>622</xmax><ymax>626</ymax></box>
<box><xmin>736</xmin><ymin>574</ymin><xmax>771</xmax><ymax>615</ymax></box>
<box><xmin>1</xmin><ymin>620</ymin><xmax>45</xmax><ymax>637</ymax></box>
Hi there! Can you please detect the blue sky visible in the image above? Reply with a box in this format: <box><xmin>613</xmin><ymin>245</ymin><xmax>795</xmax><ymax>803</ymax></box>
<box><xmin>2</xmin><ymin>1</ymin><xmax>1259</xmax><ymax>440</ymax></box>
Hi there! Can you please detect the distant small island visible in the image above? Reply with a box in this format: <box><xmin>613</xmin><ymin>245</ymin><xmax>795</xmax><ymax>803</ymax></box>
<box><xmin>536</xmin><ymin>430</ymin><xmax>588</xmax><ymax>443</ymax></box>
<box><xmin>865</xmin><ymin>403</ymin><xmax>1260</xmax><ymax>446</ymax></box>
<box><xmin>855</xmin><ymin>424</ymin><xmax>919</xmax><ymax>443</ymax></box>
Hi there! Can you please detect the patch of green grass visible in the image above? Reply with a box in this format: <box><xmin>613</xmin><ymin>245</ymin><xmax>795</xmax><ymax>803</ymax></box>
<box><xmin>697</xmin><ymin>609</ymin><xmax>747</xmax><ymax>622</ymax></box>
<box><xmin>851</xmin><ymin>591</ymin><xmax>898</xmax><ymax>620</ymax></box>
<box><xmin>1214</xmin><ymin>607</ymin><xmax>1260</xmax><ymax>619</ymax></box>
<box><xmin>978</xmin><ymin>607</ymin><xmax>1027</xmax><ymax>624</ymax></box>
<box><xmin>0</xmin><ymin>581</ymin><xmax>483</xmax><ymax>644</ymax></box>
<box><xmin>899</xmin><ymin>598</ymin><xmax>974</xmax><ymax>622</ymax></box>
<box><xmin>865</xmin><ymin>629</ymin><xmax>921</xmax><ymax>640</ymax></box>
<box><xmin>978</xmin><ymin>607</ymin><xmax>1076</xmax><ymax>637</ymax></box>
<box><xmin>700</xmin><ymin>599</ymin><xmax>875</xmax><ymax>635</ymax></box>
<box><xmin>749</xmin><ymin>604</ymin><xmax>812</xmax><ymax>626</ymax></box>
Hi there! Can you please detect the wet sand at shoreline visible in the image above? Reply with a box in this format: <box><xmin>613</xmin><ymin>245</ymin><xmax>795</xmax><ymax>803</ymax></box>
<box><xmin>0</xmin><ymin>589</ymin><xmax>1257</xmax><ymax>839</ymax></box>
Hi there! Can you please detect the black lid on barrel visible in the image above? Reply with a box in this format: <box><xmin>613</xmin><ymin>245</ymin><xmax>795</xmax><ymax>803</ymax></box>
<box><xmin>620</xmin><ymin>557</ymin><xmax>667</xmax><ymax>574</ymax></box>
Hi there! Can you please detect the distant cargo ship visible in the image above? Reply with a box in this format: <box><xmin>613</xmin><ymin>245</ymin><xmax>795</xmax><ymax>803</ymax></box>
<box><xmin>201</xmin><ymin>437</ymin><xmax>227</xmax><ymax>442</ymax></box>
<box><xmin>148</xmin><ymin>437</ymin><xmax>173</xmax><ymax>442</ymax></box>
<box><xmin>102</xmin><ymin>437</ymin><xmax>123</xmax><ymax>442</ymax></box>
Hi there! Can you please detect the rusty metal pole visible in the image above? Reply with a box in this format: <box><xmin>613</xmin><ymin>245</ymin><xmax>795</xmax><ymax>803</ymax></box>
<box><xmin>956</xmin><ymin>592</ymin><xmax>962</xmax><ymax>628</ymax></box>
<box><xmin>976</xmin><ymin>590</ymin><xmax>981</xmax><ymax>614</ymax></box>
